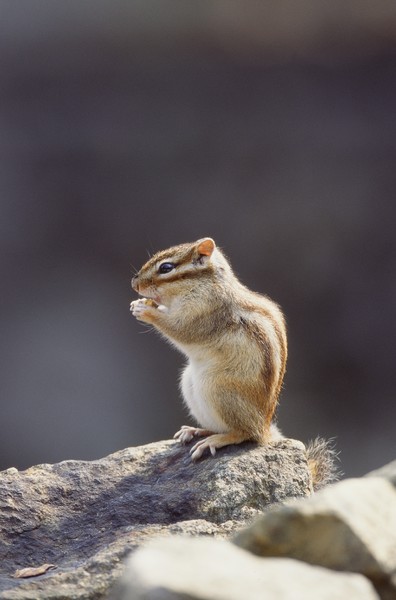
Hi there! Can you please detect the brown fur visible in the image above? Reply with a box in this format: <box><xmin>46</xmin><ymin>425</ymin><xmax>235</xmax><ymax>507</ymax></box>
<box><xmin>131</xmin><ymin>237</ymin><xmax>288</xmax><ymax>459</ymax></box>
<box><xmin>306</xmin><ymin>437</ymin><xmax>341</xmax><ymax>490</ymax></box>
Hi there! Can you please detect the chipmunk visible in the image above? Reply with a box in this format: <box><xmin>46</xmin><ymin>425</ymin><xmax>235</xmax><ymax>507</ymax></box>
<box><xmin>130</xmin><ymin>238</ymin><xmax>338</xmax><ymax>488</ymax></box>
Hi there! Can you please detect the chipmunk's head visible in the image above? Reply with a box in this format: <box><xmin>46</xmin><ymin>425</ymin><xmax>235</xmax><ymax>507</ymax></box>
<box><xmin>131</xmin><ymin>237</ymin><xmax>230</xmax><ymax>303</ymax></box>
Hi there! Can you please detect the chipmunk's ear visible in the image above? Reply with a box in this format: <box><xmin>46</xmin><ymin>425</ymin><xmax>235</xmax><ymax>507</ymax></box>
<box><xmin>196</xmin><ymin>237</ymin><xmax>215</xmax><ymax>257</ymax></box>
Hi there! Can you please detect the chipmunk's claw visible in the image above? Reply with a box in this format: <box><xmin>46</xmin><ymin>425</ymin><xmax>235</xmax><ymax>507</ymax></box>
<box><xmin>174</xmin><ymin>426</ymin><xmax>215</xmax><ymax>448</ymax></box>
<box><xmin>174</xmin><ymin>425</ymin><xmax>197</xmax><ymax>444</ymax></box>
<box><xmin>190</xmin><ymin>438</ymin><xmax>217</xmax><ymax>461</ymax></box>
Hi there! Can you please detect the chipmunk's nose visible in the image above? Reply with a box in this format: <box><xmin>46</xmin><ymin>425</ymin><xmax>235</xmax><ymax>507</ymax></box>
<box><xmin>131</xmin><ymin>276</ymin><xmax>139</xmax><ymax>292</ymax></box>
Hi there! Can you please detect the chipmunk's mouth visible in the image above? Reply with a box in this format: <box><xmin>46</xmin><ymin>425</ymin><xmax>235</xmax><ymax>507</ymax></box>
<box><xmin>139</xmin><ymin>288</ymin><xmax>161</xmax><ymax>304</ymax></box>
<box><xmin>132</xmin><ymin>279</ymin><xmax>158</xmax><ymax>302</ymax></box>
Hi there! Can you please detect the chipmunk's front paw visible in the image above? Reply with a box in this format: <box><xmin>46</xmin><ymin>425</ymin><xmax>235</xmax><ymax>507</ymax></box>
<box><xmin>130</xmin><ymin>298</ymin><xmax>155</xmax><ymax>322</ymax></box>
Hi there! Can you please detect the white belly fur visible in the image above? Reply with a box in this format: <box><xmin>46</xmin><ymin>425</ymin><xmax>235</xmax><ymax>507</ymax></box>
<box><xmin>180</xmin><ymin>361</ymin><xmax>228</xmax><ymax>433</ymax></box>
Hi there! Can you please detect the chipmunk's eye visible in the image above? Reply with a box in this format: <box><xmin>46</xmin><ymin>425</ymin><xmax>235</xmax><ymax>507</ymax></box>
<box><xmin>158</xmin><ymin>262</ymin><xmax>175</xmax><ymax>274</ymax></box>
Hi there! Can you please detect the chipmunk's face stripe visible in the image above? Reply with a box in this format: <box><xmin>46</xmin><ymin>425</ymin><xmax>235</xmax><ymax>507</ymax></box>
<box><xmin>135</xmin><ymin>244</ymin><xmax>213</xmax><ymax>288</ymax></box>
<box><xmin>138</xmin><ymin>239</ymin><xmax>215</xmax><ymax>276</ymax></box>
<box><xmin>155</xmin><ymin>265</ymin><xmax>215</xmax><ymax>286</ymax></box>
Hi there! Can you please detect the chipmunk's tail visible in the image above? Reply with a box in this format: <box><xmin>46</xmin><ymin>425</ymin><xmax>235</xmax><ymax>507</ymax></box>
<box><xmin>306</xmin><ymin>437</ymin><xmax>341</xmax><ymax>491</ymax></box>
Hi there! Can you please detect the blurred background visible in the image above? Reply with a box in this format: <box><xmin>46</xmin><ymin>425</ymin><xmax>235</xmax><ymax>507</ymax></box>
<box><xmin>1</xmin><ymin>1</ymin><xmax>395</xmax><ymax>477</ymax></box>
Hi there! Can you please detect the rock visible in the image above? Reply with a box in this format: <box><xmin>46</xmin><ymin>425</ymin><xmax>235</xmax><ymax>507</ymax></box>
<box><xmin>0</xmin><ymin>438</ymin><xmax>310</xmax><ymax>599</ymax></box>
<box><xmin>234</xmin><ymin>475</ymin><xmax>396</xmax><ymax>599</ymax></box>
<box><xmin>113</xmin><ymin>536</ymin><xmax>379</xmax><ymax>600</ymax></box>
<box><xmin>366</xmin><ymin>460</ymin><xmax>396</xmax><ymax>487</ymax></box>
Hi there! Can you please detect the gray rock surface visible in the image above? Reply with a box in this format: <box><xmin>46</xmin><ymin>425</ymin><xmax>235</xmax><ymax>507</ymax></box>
<box><xmin>366</xmin><ymin>461</ymin><xmax>396</xmax><ymax>486</ymax></box>
<box><xmin>0</xmin><ymin>438</ymin><xmax>310</xmax><ymax>600</ymax></box>
<box><xmin>114</xmin><ymin>536</ymin><xmax>379</xmax><ymax>600</ymax></box>
<box><xmin>235</xmin><ymin>464</ymin><xmax>396</xmax><ymax>600</ymax></box>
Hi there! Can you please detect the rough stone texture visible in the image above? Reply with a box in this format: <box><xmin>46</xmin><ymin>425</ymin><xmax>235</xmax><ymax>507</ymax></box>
<box><xmin>235</xmin><ymin>466</ymin><xmax>396</xmax><ymax>600</ymax></box>
<box><xmin>0</xmin><ymin>438</ymin><xmax>310</xmax><ymax>600</ymax></box>
<box><xmin>113</xmin><ymin>536</ymin><xmax>379</xmax><ymax>600</ymax></box>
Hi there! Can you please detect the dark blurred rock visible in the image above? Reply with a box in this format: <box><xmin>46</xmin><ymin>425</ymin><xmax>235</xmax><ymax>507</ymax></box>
<box><xmin>0</xmin><ymin>438</ymin><xmax>311</xmax><ymax>600</ymax></box>
<box><xmin>2</xmin><ymin>1</ymin><xmax>396</xmax><ymax>61</ymax></box>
